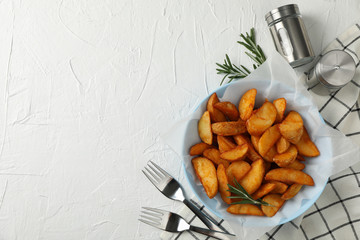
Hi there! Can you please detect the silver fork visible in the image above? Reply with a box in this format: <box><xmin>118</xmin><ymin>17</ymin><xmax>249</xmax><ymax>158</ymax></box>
<box><xmin>142</xmin><ymin>161</ymin><xmax>228</xmax><ymax>233</ymax></box>
<box><xmin>139</xmin><ymin>207</ymin><xmax>236</xmax><ymax>240</ymax></box>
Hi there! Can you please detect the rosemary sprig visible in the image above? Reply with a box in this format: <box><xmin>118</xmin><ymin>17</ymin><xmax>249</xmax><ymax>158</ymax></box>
<box><xmin>227</xmin><ymin>178</ymin><xmax>272</xmax><ymax>206</ymax></box>
<box><xmin>216</xmin><ymin>28</ymin><xmax>266</xmax><ymax>85</ymax></box>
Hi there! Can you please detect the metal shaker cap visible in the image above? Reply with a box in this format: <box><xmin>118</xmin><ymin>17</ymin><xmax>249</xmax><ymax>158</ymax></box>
<box><xmin>317</xmin><ymin>50</ymin><xmax>356</xmax><ymax>89</ymax></box>
<box><xmin>265</xmin><ymin>4</ymin><xmax>300</xmax><ymax>25</ymax></box>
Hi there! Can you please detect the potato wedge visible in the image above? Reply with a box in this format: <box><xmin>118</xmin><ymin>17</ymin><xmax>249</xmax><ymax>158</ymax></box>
<box><xmin>227</xmin><ymin>204</ymin><xmax>264</xmax><ymax>216</ymax></box>
<box><xmin>273</xmin><ymin>145</ymin><xmax>298</xmax><ymax>167</ymax></box>
<box><xmin>212</xmin><ymin>120</ymin><xmax>247</xmax><ymax>136</ymax></box>
<box><xmin>192</xmin><ymin>157</ymin><xmax>218</xmax><ymax>198</ymax></box>
<box><xmin>246</xmin><ymin>102</ymin><xmax>277</xmax><ymax>136</ymax></box>
<box><xmin>220</xmin><ymin>144</ymin><xmax>248</xmax><ymax>161</ymax></box>
<box><xmin>251</xmin><ymin>135</ymin><xmax>260</xmax><ymax>152</ymax></box>
<box><xmin>278</xmin><ymin>111</ymin><xmax>304</xmax><ymax>144</ymax></box>
<box><xmin>287</xmin><ymin>160</ymin><xmax>305</xmax><ymax>170</ymax></box>
<box><xmin>217</xmin><ymin>136</ymin><xmax>236</xmax><ymax>153</ymax></box>
<box><xmin>273</xmin><ymin>98</ymin><xmax>287</xmax><ymax>123</ymax></box>
<box><xmin>198</xmin><ymin>111</ymin><xmax>213</xmax><ymax>145</ymax></box>
<box><xmin>239</xmin><ymin>89</ymin><xmax>257</xmax><ymax>121</ymax></box>
<box><xmin>263</xmin><ymin>145</ymin><xmax>277</xmax><ymax>162</ymax></box>
<box><xmin>190</xmin><ymin>142</ymin><xmax>214</xmax><ymax>156</ymax></box>
<box><xmin>251</xmin><ymin>183</ymin><xmax>276</xmax><ymax>200</ymax></box>
<box><xmin>281</xmin><ymin>183</ymin><xmax>303</xmax><ymax>200</ymax></box>
<box><xmin>258</xmin><ymin>125</ymin><xmax>281</xmax><ymax>157</ymax></box>
<box><xmin>234</xmin><ymin>134</ymin><xmax>262</xmax><ymax>162</ymax></box>
<box><xmin>203</xmin><ymin>149</ymin><xmax>230</xmax><ymax>168</ymax></box>
<box><xmin>276</xmin><ymin>136</ymin><xmax>290</xmax><ymax>154</ymax></box>
<box><xmin>268</xmin><ymin>181</ymin><xmax>288</xmax><ymax>194</ymax></box>
<box><xmin>233</xmin><ymin>134</ymin><xmax>248</xmax><ymax>145</ymax></box>
<box><xmin>297</xmin><ymin>155</ymin><xmax>306</xmax><ymax>161</ymax></box>
<box><xmin>265</xmin><ymin>168</ymin><xmax>314</xmax><ymax>186</ymax></box>
<box><xmin>214</xmin><ymin>101</ymin><xmax>239</xmax><ymax>121</ymax></box>
<box><xmin>217</xmin><ymin>164</ymin><xmax>231</xmax><ymax>204</ymax></box>
<box><xmin>295</xmin><ymin>127</ymin><xmax>320</xmax><ymax>157</ymax></box>
<box><xmin>261</xmin><ymin>194</ymin><xmax>285</xmax><ymax>217</ymax></box>
<box><xmin>226</xmin><ymin>161</ymin><xmax>251</xmax><ymax>186</ymax></box>
<box><xmin>207</xmin><ymin>93</ymin><xmax>227</xmax><ymax>122</ymax></box>
<box><xmin>238</xmin><ymin>159</ymin><xmax>265</xmax><ymax>194</ymax></box>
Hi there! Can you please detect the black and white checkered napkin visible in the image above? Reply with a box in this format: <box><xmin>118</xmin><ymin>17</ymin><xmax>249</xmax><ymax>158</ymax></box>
<box><xmin>162</xmin><ymin>23</ymin><xmax>360</xmax><ymax>240</ymax></box>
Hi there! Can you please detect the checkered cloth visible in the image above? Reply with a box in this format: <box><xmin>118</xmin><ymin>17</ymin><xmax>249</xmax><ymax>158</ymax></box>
<box><xmin>161</xmin><ymin>23</ymin><xmax>360</xmax><ymax>240</ymax></box>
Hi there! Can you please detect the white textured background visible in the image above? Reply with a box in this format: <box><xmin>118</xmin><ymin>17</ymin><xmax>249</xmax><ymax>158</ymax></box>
<box><xmin>0</xmin><ymin>0</ymin><xmax>359</xmax><ymax>239</ymax></box>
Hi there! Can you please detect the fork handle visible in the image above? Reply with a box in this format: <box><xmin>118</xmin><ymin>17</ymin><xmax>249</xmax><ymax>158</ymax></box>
<box><xmin>189</xmin><ymin>226</ymin><xmax>236</xmax><ymax>240</ymax></box>
<box><xmin>183</xmin><ymin>199</ymin><xmax>228</xmax><ymax>233</ymax></box>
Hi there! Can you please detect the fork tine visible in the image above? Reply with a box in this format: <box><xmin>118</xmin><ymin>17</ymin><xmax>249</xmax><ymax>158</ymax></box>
<box><xmin>150</xmin><ymin>161</ymin><xmax>171</xmax><ymax>178</ymax></box>
<box><xmin>138</xmin><ymin>218</ymin><xmax>160</xmax><ymax>228</ymax></box>
<box><xmin>148</xmin><ymin>164</ymin><xmax>164</xmax><ymax>180</ymax></box>
<box><xmin>142</xmin><ymin>170</ymin><xmax>159</xmax><ymax>187</ymax></box>
<box><xmin>142</xmin><ymin>207</ymin><xmax>165</xmax><ymax>215</ymax></box>
<box><xmin>144</xmin><ymin>166</ymin><xmax>161</xmax><ymax>182</ymax></box>
<box><xmin>140</xmin><ymin>213</ymin><xmax>162</xmax><ymax>223</ymax></box>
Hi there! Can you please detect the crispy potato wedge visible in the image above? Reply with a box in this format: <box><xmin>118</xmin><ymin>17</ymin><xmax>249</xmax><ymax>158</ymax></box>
<box><xmin>227</xmin><ymin>204</ymin><xmax>264</xmax><ymax>216</ymax></box>
<box><xmin>192</xmin><ymin>157</ymin><xmax>218</xmax><ymax>198</ymax></box>
<box><xmin>217</xmin><ymin>164</ymin><xmax>231</xmax><ymax>204</ymax></box>
<box><xmin>233</xmin><ymin>134</ymin><xmax>248</xmax><ymax>145</ymax></box>
<box><xmin>265</xmin><ymin>168</ymin><xmax>314</xmax><ymax>186</ymax></box>
<box><xmin>198</xmin><ymin>111</ymin><xmax>213</xmax><ymax>145</ymax></box>
<box><xmin>226</xmin><ymin>161</ymin><xmax>251</xmax><ymax>186</ymax></box>
<box><xmin>287</xmin><ymin>160</ymin><xmax>305</xmax><ymax>170</ymax></box>
<box><xmin>239</xmin><ymin>89</ymin><xmax>257</xmax><ymax>121</ymax></box>
<box><xmin>273</xmin><ymin>98</ymin><xmax>287</xmax><ymax>123</ymax></box>
<box><xmin>261</xmin><ymin>194</ymin><xmax>285</xmax><ymax>217</ymax></box>
<box><xmin>190</xmin><ymin>142</ymin><xmax>214</xmax><ymax>156</ymax></box>
<box><xmin>263</xmin><ymin>145</ymin><xmax>277</xmax><ymax>162</ymax></box>
<box><xmin>276</xmin><ymin>136</ymin><xmax>290</xmax><ymax>154</ymax></box>
<box><xmin>214</xmin><ymin>101</ymin><xmax>239</xmax><ymax>121</ymax></box>
<box><xmin>273</xmin><ymin>145</ymin><xmax>298</xmax><ymax>167</ymax></box>
<box><xmin>207</xmin><ymin>93</ymin><xmax>227</xmax><ymax>122</ymax></box>
<box><xmin>212</xmin><ymin>120</ymin><xmax>247</xmax><ymax>136</ymax></box>
<box><xmin>259</xmin><ymin>125</ymin><xmax>281</xmax><ymax>157</ymax></box>
<box><xmin>297</xmin><ymin>155</ymin><xmax>306</xmax><ymax>161</ymax></box>
<box><xmin>217</xmin><ymin>136</ymin><xmax>236</xmax><ymax>153</ymax></box>
<box><xmin>203</xmin><ymin>149</ymin><xmax>230</xmax><ymax>168</ymax></box>
<box><xmin>251</xmin><ymin>183</ymin><xmax>276</xmax><ymax>200</ymax></box>
<box><xmin>281</xmin><ymin>183</ymin><xmax>303</xmax><ymax>200</ymax></box>
<box><xmin>220</xmin><ymin>144</ymin><xmax>248</xmax><ymax>161</ymax></box>
<box><xmin>268</xmin><ymin>181</ymin><xmax>288</xmax><ymax>194</ymax></box>
<box><xmin>234</xmin><ymin>134</ymin><xmax>262</xmax><ymax>162</ymax></box>
<box><xmin>238</xmin><ymin>159</ymin><xmax>265</xmax><ymax>194</ymax></box>
<box><xmin>295</xmin><ymin>127</ymin><xmax>320</xmax><ymax>157</ymax></box>
<box><xmin>278</xmin><ymin>111</ymin><xmax>304</xmax><ymax>144</ymax></box>
<box><xmin>246</xmin><ymin>102</ymin><xmax>277</xmax><ymax>136</ymax></box>
<box><xmin>251</xmin><ymin>135</ymin><xmax>260</xmax><ymax>152</ymax></box>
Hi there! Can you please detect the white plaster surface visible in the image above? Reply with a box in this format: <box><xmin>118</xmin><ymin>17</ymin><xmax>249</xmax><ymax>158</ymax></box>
<box><xmin>0</xmin><ymin>0</ymin><xmax>359</xmax><ymax>239</ymax></box>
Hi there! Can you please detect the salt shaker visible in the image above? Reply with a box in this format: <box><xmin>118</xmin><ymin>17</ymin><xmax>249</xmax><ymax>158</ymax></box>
<box><xmin>265</xmin><ymin>4</ymin><xmax>315</xmax><ymax>67</ymax></box>
<box><xmin>307</xmin><ymin>50</ymin><xmax>356</xmax><ymax>93</ymax></box>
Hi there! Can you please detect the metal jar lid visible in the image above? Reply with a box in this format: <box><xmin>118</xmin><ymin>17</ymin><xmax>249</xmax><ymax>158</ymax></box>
<box><xmin>316</xmin><ymin>50</ymin><xmax>356</xmax><ymax>89</ymax></box>
<box><xmin>265</xmin><ymin>4</ymin><xmax>300</xmax><ymax>26</ymax></box>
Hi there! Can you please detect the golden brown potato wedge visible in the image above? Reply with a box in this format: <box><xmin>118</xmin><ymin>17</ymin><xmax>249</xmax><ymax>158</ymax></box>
<box><xmin>273</xmin><ymin>98</ymin><xmax>287</xmax><ymax>123</ymax></box>
<box><xmin>217</xmin><ymin>136</ymin><xmax>236</xmax><ymax>153</ymax></box>
<box><xmin>227</xmin><ymin>204</ymin><xmax>264</xmax><ymax>216</ymax></box>
<box><xmin>238</xmin><ymin>159</ymin><xmax>265</xmax><ymax>194</ymax></box>
<box><xmin>273</xmin><ymin>145</ymin><xmax>298</xmax><ymax>167</ymax></box>
<box><xmin>198</xmin><ymin>111</ymin><xmax>213</xmax><ymax>145</ymax></box>
<box><xmin>190</xmin><ymin>142</ymin><xmax>214</xmax><ymax>156</ymax></box>
<box><xmin>203</xmin><ymin>149</ymin><xmax>230</xmax><ymax>168</ymax></box>
<box><xmin>233</xmin><ymin>134</ymin><xmax>248</xmax><ymax>145</ymax></box>
<box><xmin>246</xmin><ymin>102</ymin><xmax>277</xmax><ymax>136</ymax></box>
<box><xmin>295</xmin><ymin>127</ymin><xmax>320</xmax><ymax>157</ymax></box>
<box><xmin>261</xmin><ymin>194</ymin><xmax>285</xmax><ymax>217</ymax></box>
<box><xmin>239</xmin><ymin>89</ymin><xmax>257</xmax><ymax>121</ymax></box>
<box><xmin>207</xmin><ymin>93</ymin><xmax>227</xmax><ymax>122</ymax></box>
<box><xmin>214</xmin><ymin>101</ymin><xmax>239</xmax><ymax>121</ymax></box>
<box><xmin>265</xmin><ymin>168</ymin><xmax>314</xmax><ymax>186</ymax></box>
<box><xmin>278</xmin><ymin>111</ymin><xmax>304</xmax><ymax>144</ymax></box>
<box><xmin>212</xmin><ymin>120</ymin><xmax>247</xmax><ymax>136</ymax></box>
<box><xmin>220</xmin><ymin>144</ymin><xmax>248</xmax><ymax>161</ymax></box>
<box><xmin>251</xmin><ymin>135</ymin><xmax>260</xmax><ymax>152</ymax></box>
<box><xmin>259</xmin><ymin>125</ymin><xmax>281</xmax><ymax>157</ymax></box>
<box><xmin>281</xmin><ymin>183</ymin><xmax>303</xmax><ymax>200</ymax></box>
<box><xmin>287</xmin><ymin>160</ymin><xmax>305</xmax><ymax>170</ymax></box>
<box><xmin>268</xmin><ymin>181</ymin><xmax>288</xmax><ymax>194</ymax></box>
<box><xmin>217</xmin><ymin>164</ymin><xmax>232</xmax><ymax>204</ymax></box>
<box><xmin>276</xmin><ymin>136</ymin><xmax>290</xmax><ymax>154</ymax></box>
<box><xmin>226</xmin><ymin>161</ymin><xmax>251</xmax><ymax>186</ymax></box>
<box><xmin>192</xmin><ymin>157</ymin><xmax>218</xmax><ymax>198</ymax></box>
<box><xmin>297</xmin><ymin>155</ymin><xmax>306</xmax><ymax>161</ymax></box>
<box><xmin>234</xmin><ymin>135</ymin><xmax>262</xmax><ymax>162</ymax></box>
<box><xmin>263</xmin><ymin>145</ymin><xmax>277</xmax><ymax>162</ymax></box>
<box><xmin>251</xmin><ymin>183</ymin><xmax>276</xmax><ymax>200</ymax></box>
